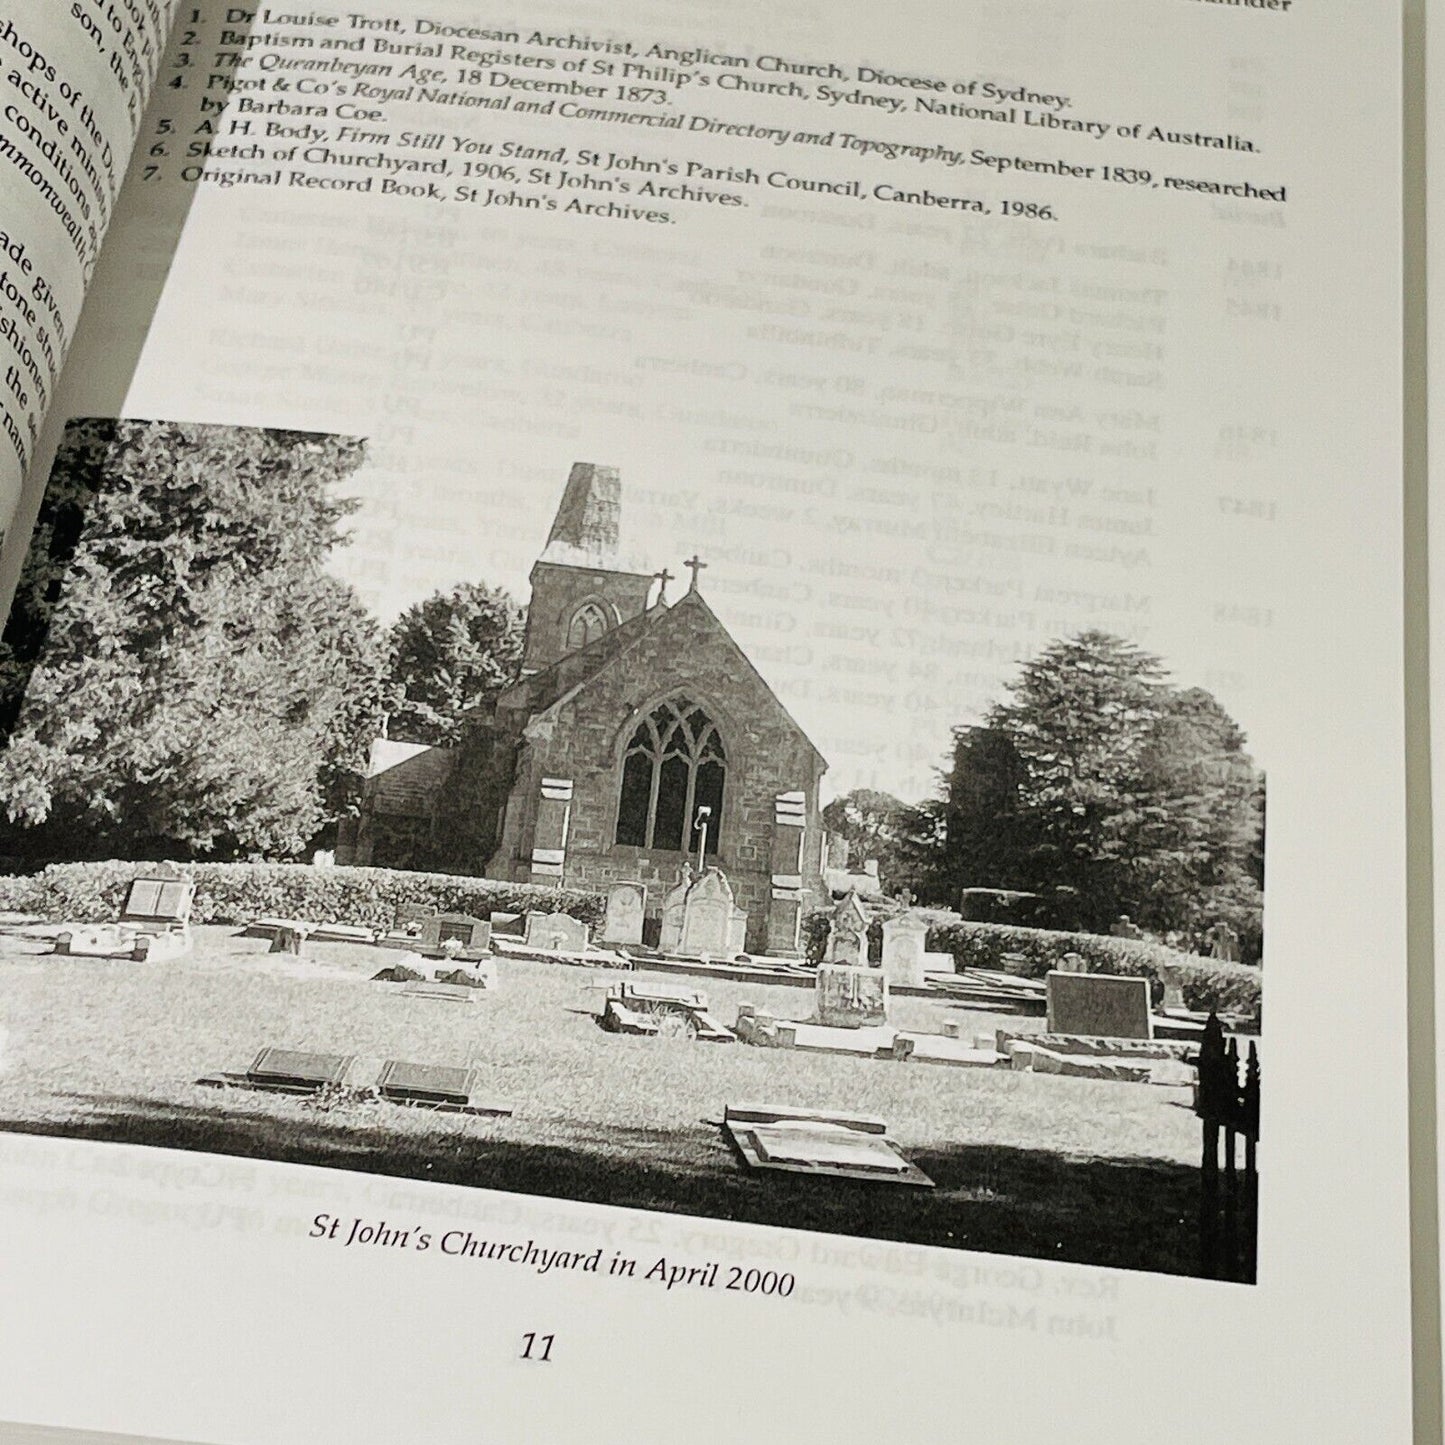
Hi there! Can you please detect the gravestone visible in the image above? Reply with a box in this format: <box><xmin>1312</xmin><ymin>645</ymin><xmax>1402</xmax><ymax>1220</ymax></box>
<box><xmin>268</xmin><ymin>924</ymin><xmax>310</xmax><ymax>957</ymax></box>
<box><xmin>524</xmin><ymin>910</ymin><xmax>588</xmax><ymax>953</ymax></box>
<box><xmin>1058</xmin><ymin>951</ymin><xmax>1089</xmax><ymax>974</ymax></box>
<box><xmin>658</xmin><ymin>864</ymin><xmax>695</xmax><ymax>953</ymax></box>
<box><xmin>420</xmin><ymin>912</ymin><xmax>490</xmax><ymax>952</ymax></box>
<box><xmin>601</xmin><ymin>882</ymin><xmax>646</xmax><ymax>947</ymax></box>
<box><xmin>815</xmin><ymin>963</ymin><xmax>889</xmax><ymax>1028</ymax></box>
<box><xmin>880</xmin><ymin>913</ymin><xmax>928</xmax><ymax>988</ymax></box>
<box><xmin>432</xmin><ymin>957</ymin><xmax>498</xmax><ymax>989</ymax></box>
<box><xmin>377</xmin><ymin>1060</ymin><xmax>478</xmax><ymax>1107</ymax></box>
<box><xmin>1158</xmin><ymin>962</ymin><xmax>1187</xmax><ymax>1012</ymax></box>
<box><xmin>723</xmin><ymin>1105</ymin><xmax>932</xmax><ymax>1187</ymax></box>
<box><xmin>392</xmin><ymin>902</ymin><xmax>431</xmax><ymax>939</ymax></box>
<box><xmin>246</xmin><ymin>1048</ymin><xmax>356</xmax><ymax>1091</ymax></box>
<box><xmin>1205</xmin><ymin>921</ymin><xmax>1240</xmax><ymax>962</ymax></box>
<box><xmin>825</xmin><ymin>891</ymin><xmax>870</xmax><ymax>967</ymax></box>
<box><xmin>679</xmin><ymin>868</ymin><xmax>747</xmax><ymax>957</ymax></box>
<box><xmin>1045</xmin><ymin>971</ymin><xmax>1153</xmax><ymax>1039</ymax></box>
<box><xmin>122</xmin><ymin>872</ymin><xmax>194</xmax><ymax>929</ymax></box>
<box><xmin>122</xmin><ymin>866</ymin><xmax>194</xmax><ymax>960</ymax></box>
<box><xmin>56</xmin><ymin>866</ymin><xmax>195</xmax><ymax>961</ymax></box>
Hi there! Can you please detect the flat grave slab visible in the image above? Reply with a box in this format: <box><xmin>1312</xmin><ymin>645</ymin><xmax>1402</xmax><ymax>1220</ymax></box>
<box><xmin>492</xmin><ymin>936</ymin><xmax>629</xmax><ymax>969</ymax></box>
<box><xmin>1006</xmin><ymin>1040</ymin><xmax>1154</xmax><ymax>1084</ymax></box>
<box><xmin>197</xmin><ymin>1048</ymin><xmax>361</xmax><ymax>1094</ymax></box>
<box><xmin>247</xmin><ymin>1047</ymin><xmax>356</xmax><ymax>1091</ymax></box>
<box><xmin>995</xmin><ymin>1030</ymin><xmax>1197</xmax><ymax>1061</ymax></box>
<box><xmin>375</xmin><ymin>1059</ymin><xmax>514</xmax><ymax>1115</ymax></box>
<box><xmin>400</xmin><ymin>982</ymin><xmax>482</xmax><ymax>1005</ymax></box>
<box><xmin>584</xmin><ymin>978</ymin><xmax>708</xmax><ymax>1012</ymax></box>
<box><xmin>724</xmin><ymin>1104</ymin><xmax>932</xmax><ymax>1188</ymax></box>
<box><xmin>308</xmin><ymin>922</ymin><xmax>378</xmax><ymax>945</ymax></box>
<box><xmin>597</xmin><ymin>994</ymin><xmax>734</xmax><ymax>1042</ymax></box>
<box><xmin>735</xmin><ymin>1011</ymin><xmax>998</xmax><ymax>1068</ymax></box>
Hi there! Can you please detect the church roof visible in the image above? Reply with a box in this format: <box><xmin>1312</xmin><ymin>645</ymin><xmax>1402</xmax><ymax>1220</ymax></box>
<box><xmin>498</xmin><ymin>600</ymin><xmax>666</xmax><ymax>716</ymax></box>
<box><xmin>503</xmin><ymin>588</ymin><xmax>826</xmax><ymax>769</ymax></box>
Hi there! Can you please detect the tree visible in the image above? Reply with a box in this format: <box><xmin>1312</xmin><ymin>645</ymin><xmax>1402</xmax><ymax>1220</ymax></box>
<box><xmin>385</xmin><ymin>582</ymin><xmax>526</xmax><ymax>746</ymax></box>
<box><xmin>918</xmin><ymin>631</ymin><xmax>1264</xmax><ymax>953</ymax></box>
<box><xmin>0</xmin><ymin>419</ymin><xmax>387</xmax><ymax>861</ymax></box>
<box><xmin>821</xmin><ymin>787</ymin><xmax>909</xmax><ymax>890</ymax></box>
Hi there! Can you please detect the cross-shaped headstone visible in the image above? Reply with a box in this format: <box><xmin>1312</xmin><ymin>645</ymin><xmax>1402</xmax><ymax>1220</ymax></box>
<box><xmin>684</xmin><ymin>554</ymin><xmax>708</xmax><ymax>592</ymax></box>
<box><xmin>653</xmin><ymin>566</ymin><xmax>674</xmax><ymax>604</ymax></box>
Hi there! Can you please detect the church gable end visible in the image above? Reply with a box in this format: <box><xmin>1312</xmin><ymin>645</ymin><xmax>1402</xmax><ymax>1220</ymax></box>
<box><xmin>500</xmin><ymin>592</ymin><xmax>827</xmax><ymax>952</ymax></box>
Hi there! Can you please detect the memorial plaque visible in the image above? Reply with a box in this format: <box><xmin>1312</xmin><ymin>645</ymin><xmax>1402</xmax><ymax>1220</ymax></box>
<box><xmin>378</xmin><ymin>1060</ymin><xmax>478</xmax><ymax>1106</ymax></box>
<box><xmin>420</xmin><ymin>912</ymin><xmax>490</xmax><ymax>951</ymax></box>
<box><xmin>246</xmin><ymin>1048</ymin><xmax>356</xmax><ymax>1090</ymax></box>
<box><xmin>1045</xmin><ymin>972</ymin><xmax>1153</xmax><ymax>1039</ymax></box>
<box><xmin>122</xmin><ymin>875</ymin><xmax>193</xmax><ymax>924</ymax></box>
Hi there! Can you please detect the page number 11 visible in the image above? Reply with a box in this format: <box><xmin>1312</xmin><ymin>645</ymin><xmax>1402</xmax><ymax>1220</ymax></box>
<box><xmin>520</xmin><ymin>1332</ymin><xmax>555</xmax><ymax>1362</ymax></box>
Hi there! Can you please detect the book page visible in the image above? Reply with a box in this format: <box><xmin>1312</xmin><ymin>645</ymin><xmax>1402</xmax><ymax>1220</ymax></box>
<box><xmin>0</xmin><ymin>0</ymin><xmax>178</xmax><ymax>527</ymax></box>
<box><xmin>0</xmin><ymin>1</ymin><xmax>1414</xmax><ymax>1442</ymax></box>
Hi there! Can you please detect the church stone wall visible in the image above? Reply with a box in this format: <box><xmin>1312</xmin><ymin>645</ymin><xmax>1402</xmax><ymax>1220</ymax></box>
<box><xmin>521</xmin><ymin>562</ymin><xmax>653</xmax><ymax>674</ymax></box>
<box><xmin>512</xmin><ymin>598</ymin><xmax>826</xmax><ymax>952</ymax></box>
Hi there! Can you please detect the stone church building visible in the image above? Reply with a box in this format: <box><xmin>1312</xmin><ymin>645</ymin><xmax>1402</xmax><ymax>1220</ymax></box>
<box><xmin>345</xmin><ymin>463</ymin><xmax>829</xmax><ymax>956</ymax></box>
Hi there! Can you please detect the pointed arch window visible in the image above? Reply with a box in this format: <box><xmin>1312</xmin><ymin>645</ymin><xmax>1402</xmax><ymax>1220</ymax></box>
<box><xmin>567</xmin><ymin>601</ymin><xmax>609</xmax><ymax>651</ymax></box>
<box><xmin>615</xmin><ymin>696</ymin><xmax>726</xmax><ymax>853</ymax></box>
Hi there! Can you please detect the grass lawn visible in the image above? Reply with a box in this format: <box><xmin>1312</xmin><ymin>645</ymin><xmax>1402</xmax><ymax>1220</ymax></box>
<box><xmin>0</xmin><ymin>926</ymin><xmax>1209</xmax><ymax>1276</ymax></box>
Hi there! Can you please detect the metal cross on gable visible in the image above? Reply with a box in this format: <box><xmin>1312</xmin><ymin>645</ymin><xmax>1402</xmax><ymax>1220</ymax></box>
<box><xmin>684</xmin><ymin>554</ymin><xmax>708</xmax><ymax>591</ymax></box>
<box><xmin>652</xmin><ymin>566</ymin><xmax>674</xmax><ymax>604</ymax></box>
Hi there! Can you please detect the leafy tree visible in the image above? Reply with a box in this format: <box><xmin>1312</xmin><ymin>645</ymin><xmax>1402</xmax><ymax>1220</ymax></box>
<box><xmin>0</xmin><ymin>419</ymin><xmax>387</xmax><ymax>861</ymax></box>
<box><xmin>821</xmin><ymin>787</ymin><xmax>910</xmax><ymax>891</ymax></box>
<box><xmin>916</xmin><ymin>631</ymin><xmax>1264</xmax><ymax>954</ymax></box>
<box><xmin>385</xmin><ymin>582</ymin><xmax>525</xmax><ymax>746</ymax></box>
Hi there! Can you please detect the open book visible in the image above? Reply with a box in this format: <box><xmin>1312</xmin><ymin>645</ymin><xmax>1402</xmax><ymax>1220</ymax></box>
<box><xmin>0</xmin><ymin>1</ymin><xmax>1433</xmax><ymax>1441</ymax></box>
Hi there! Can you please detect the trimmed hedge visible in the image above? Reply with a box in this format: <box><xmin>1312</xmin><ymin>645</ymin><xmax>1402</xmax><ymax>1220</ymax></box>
<box><xmin>0</xmin><ymin>861</ymin><xmax>607</xmax><ymax>931</ymax></box>
<box><xmin>802</xmin><ymin>909</ymin><xmax>1261</xmax><ymax>1019</ymax></box>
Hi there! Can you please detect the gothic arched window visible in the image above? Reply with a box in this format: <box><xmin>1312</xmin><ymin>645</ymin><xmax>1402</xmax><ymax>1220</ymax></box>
<box><xmin>567</xmin><ymin>601</ymin><xmax>609</xmax><ymax>651</ymax></box>
<box><xmin>615</xmin><ymin>696</ymin><xmax>725</xmax><ymax>854</ymax></box>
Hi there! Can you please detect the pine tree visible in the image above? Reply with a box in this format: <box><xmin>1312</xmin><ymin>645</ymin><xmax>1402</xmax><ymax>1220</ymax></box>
<box><xmin>0</xmin><ymin>419</ymin><xmax>386</xmax><ymax>861</ymax></box>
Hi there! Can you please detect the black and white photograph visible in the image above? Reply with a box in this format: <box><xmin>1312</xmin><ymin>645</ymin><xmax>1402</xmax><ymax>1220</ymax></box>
<box><xmin>0</xmin><ymin>416</ymin><xmax>1263</xmax><ymax>1281</ymax></box>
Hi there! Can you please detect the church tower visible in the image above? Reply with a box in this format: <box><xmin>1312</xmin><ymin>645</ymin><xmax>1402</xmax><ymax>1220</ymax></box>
<box><xmin>520</xmin><ymin>463</ymin><xmax>657</xmax><ymax>675</ymax></box>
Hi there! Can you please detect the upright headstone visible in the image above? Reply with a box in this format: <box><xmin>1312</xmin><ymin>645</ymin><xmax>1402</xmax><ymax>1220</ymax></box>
<box><xmin>1206</xmin><ymin>921</ymin><xmax>1240</xmax><ymax>962</ymax></box>
<box><xmin>269</xmin><ymin>924</ymin><xmax>310</xmax><ymax>957</ymax></box>
<box><xmin>826</xmin><ymin>891</ymin><xmax>870</xmax><ymax>967</ymax></box>
<box><xmin>680</xmin><ymin>868</ymin><xmax>744</xmax><ymax>958</ymax></box>
<box><xmin>658</xmin><ymin>864</ymin><xmax>694</xmax><ymax>953</ymax></box>
<box><xmin>1058</xmin><ymin>951</ymin><xmax>1090</xmax><ymax>974</ymax></box>
<box><xmin>880</xmin><ymin>913</ymin><xmax>929</xmax><ymax>989</ymax></box>
<box><xmin>524</xmin><ymin>911</ymin><xmax>588</xmax><ymax>953</ymax></box>
<box><xmin>1045</xmin><ymin>972</ymin><xmax>1153</xmax><ymax>1039</ymax></box>
<box><xmin>815</xmin><ymin>964</ymin><xmax>889</xmax><ymax>1029</ymax></box>
<box><xmin>1158</xmin><ymin>962</ymin><xmax>1187</xmax><ymax>1012</ymax></box>
<box><xmin>766</xmin><ymin>789</ymin><xmax>807</xmax><ymax>957</ymax></box>
<box><xmin>601</xmin><ymin>882</ymin><xmax>647</xmax><ymax>947</ymax></box>
<box><xmin>420</xmin><ymin>912</ymin><xmax>490</xmax><ymax>952</ymax></box>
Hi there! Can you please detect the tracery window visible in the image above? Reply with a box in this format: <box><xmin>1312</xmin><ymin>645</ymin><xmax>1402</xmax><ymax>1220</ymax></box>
<box><xmin>615</xmin><ymin>696</ymin><xmax>726</xmax><ymax>853</ymax></box>
<box><xmin>567</xmin><ymin>601</ymin><xmax>609</xmax><ymax>651</ymax></box>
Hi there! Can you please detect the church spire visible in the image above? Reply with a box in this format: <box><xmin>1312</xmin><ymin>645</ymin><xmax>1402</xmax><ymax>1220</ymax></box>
<box><xmin>540</xmin><ymin>461</ymin><xmax>621</xmax><ymax>567</ymax></box>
